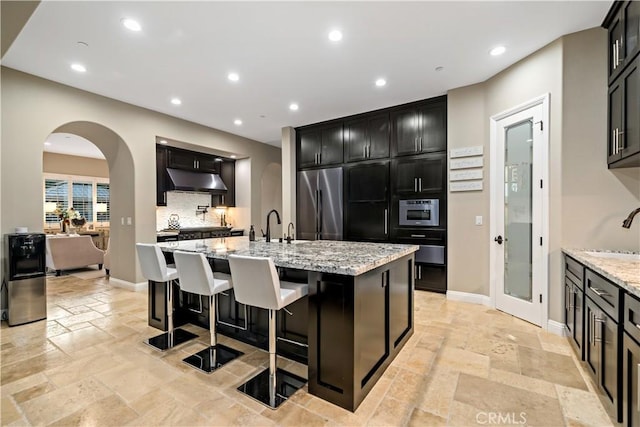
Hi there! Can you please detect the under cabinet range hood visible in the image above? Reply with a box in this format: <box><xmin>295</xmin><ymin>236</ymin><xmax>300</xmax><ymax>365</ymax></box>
<box><xmin>166</xmin><ymin>168</ymin><xmax>228</xmax><ymax>192</ymax></box>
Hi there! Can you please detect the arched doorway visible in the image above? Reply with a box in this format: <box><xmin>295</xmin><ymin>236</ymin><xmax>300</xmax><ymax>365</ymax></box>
<box><xmin>46</xmin><ymin>121</ymin><xmax>138</xmax><ymax>287</ymax></box>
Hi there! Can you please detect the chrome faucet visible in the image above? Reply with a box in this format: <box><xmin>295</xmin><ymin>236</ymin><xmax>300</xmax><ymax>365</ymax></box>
<box><xmin>265</xmin><ymin>209</ymin><xmax>281</xmax><ymax>242</ymax></box>
<box><xmin>622</xmin><ymin>207</ymin><xmax>640</xmax><ymax>229</ymax></box>
<box><xmin>286</xmin><ymin>222</ymin><xmax>295</xmax><ymax>244</ymax></box>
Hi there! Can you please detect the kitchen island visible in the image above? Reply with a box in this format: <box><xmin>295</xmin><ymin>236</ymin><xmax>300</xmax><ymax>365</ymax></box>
<box><xmin>156</xmin><ymin>237</ymin><xmax>418</xmax><ymax>411</ymax></box>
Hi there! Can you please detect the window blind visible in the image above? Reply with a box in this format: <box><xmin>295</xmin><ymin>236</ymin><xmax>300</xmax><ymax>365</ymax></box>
<box><xmin>72</xmin><ymin>182</ymin><xmax>93</xmax><ymax>221</ymax></box>
<box><xmin>44</xmin><ymin>179</ymin><xmax>68</xmax><ymax>224</ymax></box>
<box><xmin>97</xmin><ymin>183</ymin><xmax>110</xmax><ymax>222</ymax></box>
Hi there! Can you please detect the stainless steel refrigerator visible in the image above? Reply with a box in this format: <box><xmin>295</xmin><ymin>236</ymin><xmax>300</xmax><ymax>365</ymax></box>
<box><xmin>297</xmin><ymin>167</ymin><xmax>343</xmax><ymax>240</ymax></box>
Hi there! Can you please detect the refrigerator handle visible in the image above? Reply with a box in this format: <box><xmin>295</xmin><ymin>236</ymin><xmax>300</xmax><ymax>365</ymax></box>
<box><xmin>315</xmin><ymin>189</ymin><xmax>319</xmax><ymax>234</ymax></box>
<box><xmin>384</xmin><ymin>208</ymin><xmax>388</xmax><ymax>235</ymax></box>
<box><xmin>317</xmin><ymin>189</ymin><xmax>323</xmax><ymax>235</ymax></box>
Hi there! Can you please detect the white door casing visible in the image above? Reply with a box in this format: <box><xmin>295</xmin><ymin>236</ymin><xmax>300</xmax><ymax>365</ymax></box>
<box><xmin>490</xmin><ymin>94</ymin><xmax>550</xmax><ymax>328</ymax></box>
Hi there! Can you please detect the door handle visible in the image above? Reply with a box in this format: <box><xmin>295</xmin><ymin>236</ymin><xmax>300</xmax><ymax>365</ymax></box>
<box><xmin>366</xmin><ymin>144</ymin><xmax>370</xmax><ymax>158</ymax></box>
<box><xmin>590</xmin><ymin>313</ymin><xmax>595</xmax><ymax>344</ymax></box>
<box><xmin>612</xmin><ymin>42</ymin><xmax>616</xmax><ymax>70</ymax></box>
<box><xmin>363</xmin><ymin>145</ymin><xmax>367</xmax><ymax>158</ymax></box>
<box><xmin>614</xmin><ymin>40</ymin><xmax>619</xmax><ymax>68</ymax></box>
<box><xmin>494</xmin><ymin>235</ymin><xmax>504</xmax><ymax>244</ymax></box>
<box><xmin>618</xmin><ymin>130</ymin><xmax>625</xmax><ymax>152</ymax></box>
<box><xmin>318</xmin><ymin>152</ymin><xmax>321</xmax><ymax>164</ymax></box>
<box><xmin>590</xmin><ymin>287</ymin><xmax>611</xmax><ymax>298</ymax></box>
<box><xmin>315</xmin><ymin>190</ymin><xmax>320</xmax><ymax>234</ymax></box>
<box><xmin>384</xmin><ymin>208</ymin><xmax>388</xmax><ymax>235</ymax></box>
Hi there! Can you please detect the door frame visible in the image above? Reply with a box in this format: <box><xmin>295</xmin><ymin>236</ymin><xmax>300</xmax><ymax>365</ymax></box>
<box><xmin>489</xmin><ymin>93</ymin><xmax>550</xmax><ymax>329</ymax></box>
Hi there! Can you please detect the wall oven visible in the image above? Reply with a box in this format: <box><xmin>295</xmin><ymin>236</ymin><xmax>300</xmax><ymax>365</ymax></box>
<box><xmin>399</xmin><ymin>199</ymin><xmax>439</xmax><ymax>227</ymax></box>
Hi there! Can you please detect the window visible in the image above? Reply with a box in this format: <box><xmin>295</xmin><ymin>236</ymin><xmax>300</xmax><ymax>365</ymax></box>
<box><xmin>43</xmin><ymin>174</ymin><xmax>109</xmax><ymax>225</ymax></box>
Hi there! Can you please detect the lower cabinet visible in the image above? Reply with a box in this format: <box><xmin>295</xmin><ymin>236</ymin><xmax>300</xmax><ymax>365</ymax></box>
<box><xmin>564</xmin><ymin>276</ymin><xmax>585</xmax><ymax>358</ymax></box>
<box><xmin>623</xmin><ymin>333</ymin><xmax>640</xmax><ymax>427</ymax></box>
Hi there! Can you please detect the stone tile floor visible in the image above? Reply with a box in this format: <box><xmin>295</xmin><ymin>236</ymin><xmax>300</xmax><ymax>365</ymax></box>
<box><xmin>1</xmin><ymin>274</ymin><xmax>613</xmax><ymax>426</ymax></box>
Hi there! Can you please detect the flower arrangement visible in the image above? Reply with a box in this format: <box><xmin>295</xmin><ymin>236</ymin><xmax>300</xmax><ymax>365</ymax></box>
<box><xmin>53</xmin><ymin>205</ymin><xmax>85</xmax><ymax>231</ymax></box>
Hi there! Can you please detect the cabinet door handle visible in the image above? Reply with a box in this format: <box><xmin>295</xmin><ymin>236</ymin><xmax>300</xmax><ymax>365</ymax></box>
<box><xmin>589</xmin><ymin>313</ymin><xmax>594</xmax><ymax>344</ymax></box>
<box><xmin>414</xmin><ymin>178</ymin><xmax>418</xmax><ymax>192</ymax></box>
<box><xmin>613</xmin><ymin>42</ymin><xmax>617</xmax><ymax>70</ymax></box>
<box><xmin>367</xmin><ymin>144</ymin><xmax>370</xmax><ymax>158</ymax></box>
<box><xmin>618</xmin><ymin>130</ymin><xmax>625</xmax><ymax>152</ymax></box>
<box><xmin>591</xmin><ymin>287</ymin><xmax>611</xmax><ymax>298</ymax></box>
<box><xmin>414</xmin><ymin>137</ymin><xmax>418</xmax><ymax>152</ymax></box>
<box><xmin>410</xmin><ymin>234</ymin><xmax>426</xmax><ymax>238</ymax></box>
<box><xmin>221</xmin><ymin>195</ymin><xmax>225</xmax><ymax>205</ymax></box>
<box><xmin>163</xmin><ymin>192</ymin><xmax>166</xmax><ymax>204</ymax></box>
<box><xmin>384</xmin><ymin>208</ymin><xmax>388</xmax><ymax>235</ymax></box>
<box><xmin>363</xmin><ymin>145</ymin><xmax>367</xmax><ymax>158</ymax></box>
<box><xmin>419</xmin><ymin>136</ymin><xmax>423</xmax><ymax>151</ymax></box>
<box><xmin>318</xmin><ymin>152</ymin><xmax>321</xmax><ymax>164</ymax></box>
<box><xmin>418</xmin><ymin>265</ymin><xmax>422</xmax><ymax>279</ymax></box>
<box><xmin>418</xmin><ymin>177</ymin><xmax>422</xmax><ymax>192</ymax></box>
<box><xmin>594</xmin><ymin>315</ymin><xmax>605</xmax><ymax>343</ymax></box>
<box><xmin>614</xmin><ymin>40</ymin><xmax>618</xmax><ymax>68</ymax></box>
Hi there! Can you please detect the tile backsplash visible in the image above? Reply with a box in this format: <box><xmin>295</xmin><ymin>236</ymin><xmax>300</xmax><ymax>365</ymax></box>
<box><xmin>156</xmin><ymin>191</ymin><xmax>233</xmax><ymax>230</ymax></box>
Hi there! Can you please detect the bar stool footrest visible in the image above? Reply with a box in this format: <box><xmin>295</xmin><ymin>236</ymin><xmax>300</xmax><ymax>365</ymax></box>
<box><xmin>237</xmin><ymin>368</ymin><xmax>307</xmax><ymax>409</ymax></box>
<box><xmin>145</xmin><ymin>328</ymin><xmax>198</xmax><ymax>351</ymax></box>
<box><xmin>183</xmin><ymin>344</ymin><xmax>244</xmax><ymax>373</ymax></box>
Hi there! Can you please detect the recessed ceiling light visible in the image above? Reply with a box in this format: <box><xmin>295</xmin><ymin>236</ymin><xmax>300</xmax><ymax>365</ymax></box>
<box><xmin>44</xmin><ymin>142</ymin><xmax>51</xmax><ymax>146</ymax></box>
<box><xmin>122</xmin><ymin>18</ymin><xmax>141</xmax><ymax>32</ymax></box>
<box><xmin>328</xmin><ymin>30</ymin><xmax>343</xmax><ymax>42</ymax></box>
<box><xmin>170</xmin><ymin>98</ymin><xmax>182</xmax><ymax>105</ymax></box>
<box><xmin>375</xmin><ymin>78</ymin><xmax>386</xmax><ymax>87</ymax></box>
<box><xmin>228</xmin><ymin>72</ymin><xmax>239</xmax><ymax>82</ymax></box>
<box><xmin>234</xmin><ymin>119</ymin><xmax>242</xmax><ymax>125</ymax></box>
<box><xmin>435</xmin><ymin>66</ymin><xmax>444</xmax><ymax>72</ymax></box>
<box><xmin>71</xmin><ymin>63</ymin><xmax>86</xmax><ymax>73</ymax></box>
<box><xmin>230</xmin><ymin>155</ymin><xmax>237</xmax><ymax>159</ymax></box>
<box><xmin>77</xmin><ymin>41</ymin><xmax>89</xmax><ymax>47</ymax></box>
<box><xmin>289</xmin><ymin>103</ymin><xmax>299</xmax><ymax>111</ymax></box>
<box><xmin>159</xmin><ymin>139</ymin><xmax>168</xmax><ymax>144</ymax></box>
<box><xmin>490</xmin><ymin>46</ymin><xmax>506</xmax><ymax>56</ymax></box>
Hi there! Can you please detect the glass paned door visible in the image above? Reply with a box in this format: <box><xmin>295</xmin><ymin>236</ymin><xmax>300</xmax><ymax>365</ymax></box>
<box><xmin>492</xmin><ymin>99</ymin><xmax>546</xmax><ymax>327</ymax></box>
<box><xmin>504</xmin><ymin>120</ymin><xmax>533</xmax><ymax>302</ymax></box>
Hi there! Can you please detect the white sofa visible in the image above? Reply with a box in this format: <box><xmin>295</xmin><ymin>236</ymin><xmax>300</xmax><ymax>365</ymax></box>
<box><xmin>46</xmin><ymin>235</ymin><xmax>105</xmax><ymax>276</ymax></box>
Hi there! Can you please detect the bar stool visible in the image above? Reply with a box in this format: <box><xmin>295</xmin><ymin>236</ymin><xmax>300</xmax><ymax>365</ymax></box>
<box><xmin>136</xmin><ymin>244</ymin><xmax>198</xmax><ymax>351</ymax></box>
<box><xmin>173</xmin><ymin>250</ymin><xmax>243</xmax><ymax>373</ymax></box>
<box><xmin>227</xmin><ymin>254</ymin><xmax>308</xmax><ymax>409</ymax></box>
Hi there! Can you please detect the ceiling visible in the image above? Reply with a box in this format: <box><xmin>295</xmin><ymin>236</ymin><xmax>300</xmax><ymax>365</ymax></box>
<box><xmin>44</xmin><ymin>133</ymin><xmax>105</xmax><ymax>159</ymax></box>
<box><xmin>4</xmin><ymin>1</ymin><xmax>611</xmax><ymax>148</ymax></box>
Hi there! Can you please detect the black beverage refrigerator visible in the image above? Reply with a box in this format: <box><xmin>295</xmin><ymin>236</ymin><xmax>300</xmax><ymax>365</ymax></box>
<box><xmin>5</xmin><ymin>233</ymin><xmax>47</xmax><ymax>326</ymax></box>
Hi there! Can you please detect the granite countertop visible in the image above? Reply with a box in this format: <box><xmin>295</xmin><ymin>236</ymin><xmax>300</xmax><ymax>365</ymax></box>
<box><xmin>563</xmin><ymin>248</ymin><xmax>640</xmax><ymax>298</ymax></box>
<box><xmin>158</xmin><ymin>236</ymin><xmax>419</xmax><ymax>276</ymax></box>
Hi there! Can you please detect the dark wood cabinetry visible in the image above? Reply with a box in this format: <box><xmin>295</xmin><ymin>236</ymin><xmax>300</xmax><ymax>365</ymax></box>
<box><xmin>608</xmin><ymin>54</ymin><xmax>640</xmax><ymax>167</ymax></box>
<box><xmin>345</xmin><ymin>162</ymin><xmax>389</xmax><ymax>241</ymax></box>
<box><xmin>156</xmin><ymin>145</ymin><xmax>235</xmax><ymax>207</ymax></box>
<box><xmin>391</xmin><ymin>153</ymin><xmax>446</xmax><ymax>196</ymax></box>
<box><xmin>391</xmin><ymin>98</ymin><xmax>446</xmax><ymax>157</ymax></box>
<box><xmin>584</xmin><ymin>269</ymin><xmax>622</xmax><ymax>422</ymax></box>
<box><xmin>604</xmin><ymin>0</ymin><xmax>640</xmax><ymax>168</ymax></box>
<box><xmin>298</xmin><ymin>124</ymin><xmax>344</xmax><ymax>168</ymax></box>
<box><xmin>564</xmin><ymin>256</ymin><xmax>585</xmax><ymax>358</ymax></box>
<box><xmin>623</xmin><ymin>293</ymin><xmax>640</xmax><ymax>427</ymax></box>
<box><xmin>344</xmin><ymin>113</ymin><xmax>390</xmax><ymax>162</ymax></box>
<box><xmin>156</xmin><ymin>145</ymin><xmax>171</xmax><ymax>206</ymax></box>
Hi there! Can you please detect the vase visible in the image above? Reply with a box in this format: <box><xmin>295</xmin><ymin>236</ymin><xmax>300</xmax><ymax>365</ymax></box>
<box><xmin>61</xmin><ymin>220</ymin><xmax>68</xmax><ymax>234</ymax></box>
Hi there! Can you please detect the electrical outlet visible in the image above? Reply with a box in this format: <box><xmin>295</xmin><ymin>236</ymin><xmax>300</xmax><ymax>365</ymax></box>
<box><xmin>475</xmin><ymin>216</ymin><xmax>483</xmax><ymax>226</ymax></box>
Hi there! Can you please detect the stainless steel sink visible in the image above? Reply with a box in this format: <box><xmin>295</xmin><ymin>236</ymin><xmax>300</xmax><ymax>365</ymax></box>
<box><xmin>584</xmin><ymin>251</ymin><xmax>640</xmax><ymax>261</ymax></box>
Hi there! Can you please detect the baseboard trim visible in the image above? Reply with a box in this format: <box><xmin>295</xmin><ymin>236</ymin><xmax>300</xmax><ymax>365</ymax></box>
<box><xmin>446</xmin><ymin>290</ymin><xmax>492</xmax><ymax>307</ymax></box>
<box><xmin>547</xmin><ymin>320</ymin><xmax>567</xmax><ymax>337</ymax></box>
<box><xmin>109</xmin><ymin>277</ymin><xmax>147</xmax><ymax>292</ymax></box>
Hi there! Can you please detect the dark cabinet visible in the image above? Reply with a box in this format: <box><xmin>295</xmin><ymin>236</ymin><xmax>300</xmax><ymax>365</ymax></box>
<box><xmin>391</xmin><ymin>98</ymin><xmax>446</xmax><ymax>157</ymax></box>
<box><xmin>564</xmin><ymin>255</ymin><xmax>585</xmax><ymax>358</ymax></box>
<box><xmin>298</xmin><ymin>124</ymin><xmax>344</xmax><ymax>168</ymax></box>
<box><xmin>607</xmin><ymin>1</ymin><xmax>640</xmax><ymax>84</ymax></box>
<box><xmin>392</xmin><ymin>153</ymin><xmax>446</xmax><ymax>196</ymax></box>
<box><xmin>345</xmin><ymin>162</ymin><xmax>389</xmax><ymax>241</ymax></box>
<box><xmin>623</xmin><ymin>293</ymin><xmax>640</xmax><ymax>427</ymax></box>
<box><xmin>344</xmin><ymin>113</ymin><xmax>389</xmax><ymax>162</ymax></box>
<box><xmin>584</xmin><ymin>269</ymin><xmax>622</xmax><ymax>422</ymax></box>
<box><xmin>168</xmin><ymin>147</ymin><xmax>221</xmax><ymax>173</ymax></box>
<box><xmin>156</xmin><ymin>145</ymin><xmax>171</xmax><ymax>206</ymax></box>
<box><xmin>623</xmin><ymin>333</ymin><xmax>640</xmax><ymax>427</ymax></box>
<box><xmin>608</xmin><ymin>54</ymin><xmax>640</xmax><ymax>167</ymax></box>
<box><xmin>605</xmin><ymin>0</ymin><xmax>640</xmax><ymax>168</ymax></box>
<box><xmin>211</xmin><ymin>160</ymin><xmax>235</xmax><ymax>207</ymax></box>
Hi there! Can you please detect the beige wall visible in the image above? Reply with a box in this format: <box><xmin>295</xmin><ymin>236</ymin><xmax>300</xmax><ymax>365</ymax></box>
<box><xmin>43</xmin><ymin>152</ymin><xmax>109</xmax><ymax>178</ymax></box>
<box><xmin>447</xmin><ymin>27</ymin><xmax>640</xmax><ymax>324</ymax></box>
<box><xmin>1</xmin><ymin>67</ymin><xmax>281</xmax><ymax>294</ymax></box>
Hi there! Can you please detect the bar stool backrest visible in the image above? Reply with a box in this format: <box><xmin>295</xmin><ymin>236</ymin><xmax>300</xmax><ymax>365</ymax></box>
<box><xmin>136</xmin><ymin>243</ymin><xmax>170</xmax><ymax>282</ymax></box>
<box><xmin>174</xmin><ymin>251</ymin><xmax>216</xmax><ymax>296</ymax></box>
<box><xmin>228</xmin><ymin>255</ymin><xmax>282</xmax><ymax>310</ymax></box>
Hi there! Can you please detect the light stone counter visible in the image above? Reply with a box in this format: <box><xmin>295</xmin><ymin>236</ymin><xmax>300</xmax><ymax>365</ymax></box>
<box><xmin>563</xmin><ymin>248</ymin><xmax>640</xmax><ymax>298</ymax></box>
<box><xmin>158</xmin><ymin>236</ymin><xmax>419</xmax><ymax>276</ymax></box>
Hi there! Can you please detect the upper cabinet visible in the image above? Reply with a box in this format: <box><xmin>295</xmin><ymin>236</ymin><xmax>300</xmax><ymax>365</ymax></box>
<box><xmin>605</xmin><ymin>1</ymin><xmax>640</xmax><ymax>168</ymax></box>
<box><xmin>391</xmin><ymin>97</ymin><xmax>447</xmax><ymax>157</ymax></box>
<box><xmin>391</xmin><ymin>153</ymin><xmax>446</xmax><ymax>196</ymax></box>
<box><xmin>167</xmin><ymin>147</ymin><xmax>221</xmax><ymax>173</ymax></box>
<box><xmin>298</xmin><ymin>124</ymin><xmax>344</xmax><ymax>168</ymax></box>
<box><xmin>156</xmin><ymin>145</ymin><xmax>171</xmax><ymax>206</ymax></box>
<box><xmin>344</xmin><ymin>113</ymin><xmax>390</xmax><ymax>162</ymax></box>
<box><xmin>211</xmin><ymin>160</ymin><xmax>236</xmax><ymax>207</ymax></box>
<box><xmin>607</xmin><ymin>1</ymin><xmax>640</xmax><ymax>84</ymax></box>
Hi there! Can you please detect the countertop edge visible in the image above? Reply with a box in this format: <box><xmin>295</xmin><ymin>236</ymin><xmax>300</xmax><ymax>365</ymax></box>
<box><xmin>563</xmin><ymin>248</ymin><xmax>640</xmax><ymax>298</ymax></box>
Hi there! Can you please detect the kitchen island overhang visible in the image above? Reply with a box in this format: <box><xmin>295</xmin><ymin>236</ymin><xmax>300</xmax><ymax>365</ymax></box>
<box><xmin>157</xmin><ymin>237</ymin><xmax>418</xmax><ymax>411</ymax></box>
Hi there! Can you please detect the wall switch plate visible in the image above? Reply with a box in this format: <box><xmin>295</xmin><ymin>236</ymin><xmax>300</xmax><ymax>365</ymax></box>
<box><xmin>121</xmin><ymin>217</ymin><xmax>125</xmax><ymax>225</ymax></box>
<box><xmin>127</xmin><ymin>217</ymin><xmax>132</xmax><ymax>225</ymax></box>
<box><xmin>475</xmin><ymin>216</ymin><xmax>483</xmax><ymax>226</ymax></box>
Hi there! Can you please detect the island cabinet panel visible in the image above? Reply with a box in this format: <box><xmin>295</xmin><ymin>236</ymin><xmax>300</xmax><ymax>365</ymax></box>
<box><xmin>623</xmin><ymin>333</ymin><xmax>640</xmax><ymax>427</ymax></box>
<box><xmin>308</xmin><ymin>253</ymin><xmax>414</xmax><ymax>411</ymax></box>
